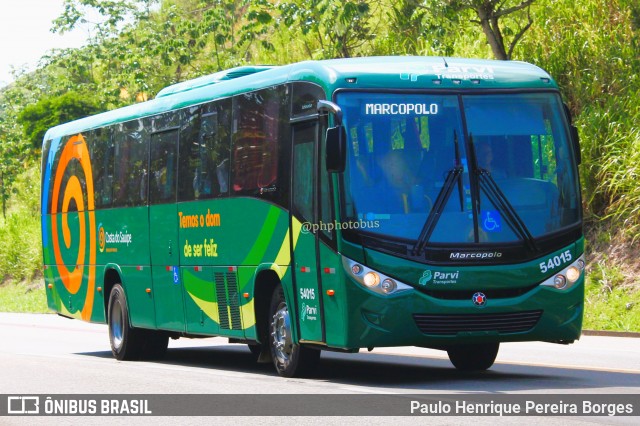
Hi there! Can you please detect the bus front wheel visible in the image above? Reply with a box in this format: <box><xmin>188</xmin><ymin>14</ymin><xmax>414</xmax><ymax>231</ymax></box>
<box><xmin>268</xmin><ymin>286</ymin><xmax>320</xmax><ymax>377</ymax></box>
<box><xmin>108</xmin><ymin>283</ymin><xmax>168</xmax><ymax>361</ymax></box>
<box><xmin>447</xmin><ymin>342</ymin><xmax>499</xmax><ymax>371</ymax></box>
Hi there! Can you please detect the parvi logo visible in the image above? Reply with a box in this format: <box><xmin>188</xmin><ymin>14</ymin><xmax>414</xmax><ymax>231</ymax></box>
<box><xmin>401</xmin><ymin>63</ymin><xmax>496</xmax><ymax>82</ymax></box>
<box><xmin>421</xmin><ymin>270</ymin><xmax>461</xmax><ymax>285</ymax></box>
<box><xmin>419</xmin><ymin>270</ymin><xmax>433</xmax><ymax>286</ymax></box>
<box><xmin>300</xmin><ymin>303</ymin><xmax>318</xmax><ymax>321</ymax></box>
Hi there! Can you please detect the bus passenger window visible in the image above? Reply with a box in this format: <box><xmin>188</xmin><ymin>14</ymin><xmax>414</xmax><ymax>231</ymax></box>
<box><xmin>112</xmin><ymin>120</ymin><xmax>148</xmax><ymax>207</ymax></box>
<box><xmin>178</xmin><ymin>101</ymin><xmax>231</xmax><ymax>201</ymax></box>
<box><xmin>89</xmin><ymin>128</ymin><xmax>114</xmax><ymax>209</ymax></box>
<box><xmin>232</xmin><ymin>88</ymin><xmax>282</xmax><ymax>195</ymax></box>
<box><xmin>292</xmin><ymin>128</ymin><xmax>315</xmax><ymax>222</ymax></box>
<box><xmin>198</xmin><ymin>106</ymin><xmax>230</xmax><ymax>198</ymax></box>
<box><xmin>149</xmin><ymin>130</ymin><xmax>178</xmax><ymax>204</ymax></box>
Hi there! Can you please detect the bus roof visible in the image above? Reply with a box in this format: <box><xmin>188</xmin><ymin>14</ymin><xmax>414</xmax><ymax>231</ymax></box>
<box><xmin>44</xmin><ymin>56</ymin><xmax>557</xmax><ymax>141</ymax></box>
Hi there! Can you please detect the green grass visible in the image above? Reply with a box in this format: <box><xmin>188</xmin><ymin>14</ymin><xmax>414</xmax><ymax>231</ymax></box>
<box><xmin>0</xmin><ymin>210</ymin><xmax>42</xmax><ymax>284</ymax></box>
<box><xmin>0</xmin><ymin>280</ymin><xmax>50</xmax><ymax>313</ymax></box>
<box><xmin>584</xmin><ymin>279</ymin><xmax>640</xmax><ymax>332</ymax></box>
<box><xmin>583</xmin><ymin>256</ymin><xmax>640</xmax><ymax>332</ymax></box>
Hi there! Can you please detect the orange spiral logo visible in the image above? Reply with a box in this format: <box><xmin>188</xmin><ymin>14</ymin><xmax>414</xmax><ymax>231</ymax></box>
<box><xmin>50</xmin><ymin>134</ymin><xmax>96</xmax><ymax>321</ymax></box>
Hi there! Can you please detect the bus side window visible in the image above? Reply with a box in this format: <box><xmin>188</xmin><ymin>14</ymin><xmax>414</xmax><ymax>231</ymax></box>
<box><xmin>149</xmin><ymin>130</ymin><xmax>178</xmax><ymax>204</ymax></box>
<box><xmin>292</xmin><ymin>125</ymin><xmax>315</xmax><ymax>222</ymax></box>
<box><xmin>178</xmin><ymin>101</ymin><xmax>231</xmax><ymax>201</ymax></box>
<box><xmin>178</xmin><ymin>106</ymin><xmax>201</xmax><ymax>201</ymax></box>
<box><xmin>90</xmin><ymin>128</ymin><xmax>114</xmax><ymax>209</ymax></box>
<box><xmin>201</xmin><ymin>101</ymin><xmax>231</xmax><ymax>198</ymax></box>
<box><xmin>198</xmin><ymin>114</ymin><xmax>217</xmax><ymax>198</ymax></box>
<box><xmin>112</xmin><ymin>121</ymin><xmax>148</xmax><ymax>207</ymax></box>
<box><xmin>232</xmin><ymin>88</ymin><xmax>281</xmax><ymax>195</ymax></box>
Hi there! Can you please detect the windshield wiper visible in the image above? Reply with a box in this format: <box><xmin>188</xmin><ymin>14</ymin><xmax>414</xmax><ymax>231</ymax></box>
<box><xmin>412</xmin><ymin>166</ymin><xmax>463</xmax><ymax>256</ymax></box>
<box><xmin>467</xmin><ymin>134</ymin><xmax>538</xmax><ymax>252</ymax></box>
<box><xmin>477</xmin><ymin>169</ymin><xmax>538</xmax><ymax>252</ymax></box>
<box><xmin>454</xmin><ymin>130</ymin><xmax>465</xmax><ymax>211</ymax></box>
<box><xmin>413</xmin><ymin>131</ymin><xmax>464</xmax><ymax>256</ymax></box>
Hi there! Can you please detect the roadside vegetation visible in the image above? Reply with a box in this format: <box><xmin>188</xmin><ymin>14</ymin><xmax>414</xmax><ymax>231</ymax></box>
<box><xmin>0</xmin><ymin>0</ymin><xmax>638</xmax><ymax>330</ymax></box>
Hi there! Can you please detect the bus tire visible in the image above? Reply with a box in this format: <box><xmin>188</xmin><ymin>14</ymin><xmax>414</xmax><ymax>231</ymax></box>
<box><xmin>108</xmin><ymin>284</ymin><xmax>144</xmax><ymax>360</ymax></box>
<box><xmin>108</xmin><ymin>284</ymin><xmax>169</xmax><ymax>361</ymax></box>
<box><xmin>268</xmin><ymin>286</ymin><xmax>320</xmax><ymax>377</ymax></box>
<box><xmin>447</xmin><ymin>342</ymin><xmax>500</xmax><ymax>371</ymax></box>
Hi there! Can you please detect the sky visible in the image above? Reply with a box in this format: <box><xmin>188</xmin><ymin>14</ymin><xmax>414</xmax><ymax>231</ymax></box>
<box><xmin>0</xmin><ymin>0</ymin><xmax>90</xmax><ymax>88</ymax></box>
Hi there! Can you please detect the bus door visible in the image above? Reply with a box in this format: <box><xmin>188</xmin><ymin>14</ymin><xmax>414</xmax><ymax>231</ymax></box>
<box><xmin>291</xmin><ymin>122</ymin><xmax>324</xmax><ymax>343</ymax></box>
<box><xmin>149</xmin><ymin>128</ymin><xmax>186</xmax><ymax>331</ymax></box>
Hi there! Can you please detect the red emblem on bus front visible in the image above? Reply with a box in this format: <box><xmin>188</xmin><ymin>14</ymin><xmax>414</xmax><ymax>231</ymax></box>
<box><xmin>472</xmin><ymin>292</ymin><xmax>487</xmax><ymax>307</ymax></box>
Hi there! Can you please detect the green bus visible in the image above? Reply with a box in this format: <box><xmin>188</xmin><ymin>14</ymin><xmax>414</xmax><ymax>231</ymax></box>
<box><xmin>42</xmin><ymin>57</ymin><xmax>584</xmax><ymax>377</ymax></box>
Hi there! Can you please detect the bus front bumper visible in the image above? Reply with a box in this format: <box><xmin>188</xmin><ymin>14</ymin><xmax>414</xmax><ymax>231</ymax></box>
<box><xmin>334</xmin><ymin>278</ymin><xmax>584</xmax><ymax>350</ymax></box>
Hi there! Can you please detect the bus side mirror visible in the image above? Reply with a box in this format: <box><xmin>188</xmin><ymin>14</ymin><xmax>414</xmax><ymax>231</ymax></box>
<box><xmin>326</xmin><ymin>125</ymin><xmax>346</xmax><ymax>173</ymax></box>
<box><xmin>317</xmin><ymin>100</ymin><xmax>346</xmax><ymax>173</ymax></box>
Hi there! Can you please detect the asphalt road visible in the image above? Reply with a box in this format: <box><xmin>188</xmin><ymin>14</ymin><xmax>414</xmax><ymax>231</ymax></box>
<box><xmin>0</xmin><ymin>313</ymin><xmax>638</xmax><ymax>425</ymax></box>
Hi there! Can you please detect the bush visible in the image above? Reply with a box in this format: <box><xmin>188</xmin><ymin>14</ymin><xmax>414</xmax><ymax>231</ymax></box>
<box><xmin>520</xmin><ymin>0</ymin><xmax>640</xmax><ymax>228</ymax></box>
<box><xmin>0</xmin><ymin>209</ymin><xmax>41</xmax><ymax>283</ymax></box>
<box><xmin>0</xmin><ymin>166</ymin><xmax>42</xmax><ymax>283</ymax></box>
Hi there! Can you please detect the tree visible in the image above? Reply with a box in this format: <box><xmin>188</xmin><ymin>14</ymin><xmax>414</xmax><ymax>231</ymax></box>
<box><xmin>51</xmin><ymin>0</ymin><xmax>166</xmax><ymax>101</ymax></box>
<box><xmin>434</xmin><ymin>0</ymin><xmax>536</xmax><ymax>60</ymax></box>
<box><xmin>387</xmin><ymin>0</ymin><xmax>428</xmax><ymax>55</ymax></box>
<box><xmin>172</xmin><ymin>0</ymin><xmax>272</xmax><ymax>72</ymax></box>
<box><xmin>0</xmin><ymin>80</ymin><xmax>44</xmax><ymax>218</ymax></box>
<box><xmin>278</xmin><ymin>0</ymin><xmax>374</xmax><ymax>58</ymax></box>
<box><xmin>53</xmin><ymin>0</ymin><xmax>158</xmax><ymax>40</ymax></box>
<box><xmin>50</xmin><ymin>0</ymin><xmax>269</xmax><ymax>94</ymax></box>
<box><xmin>385</xmin><ymin>0</ymin><xmax>455</xmax><ymax>56</ymax></box>
<box><xmin>17</xmin><ymin>92</ymin><xmax>103</xmax><ymax>149</ymax></box>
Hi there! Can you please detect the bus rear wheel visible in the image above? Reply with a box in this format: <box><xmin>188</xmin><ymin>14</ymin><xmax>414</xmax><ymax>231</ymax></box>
<box><xmin>447</xmin><ymin>342</ymin><xmax>499</xmax><ymax>371</ymax></box>
<box><xmin>108</xmin><ymin>283</ymin><xmax>168</xmax><ymax>361</ymax></box>
<box><xmin>268</xmin><ymin>286</ymin><xmax>320</xmax><ymax>377</ymax></box>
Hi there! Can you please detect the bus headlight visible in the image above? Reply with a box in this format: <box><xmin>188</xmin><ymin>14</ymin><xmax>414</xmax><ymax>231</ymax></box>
<box><xmin>553</xmin><ymin>275</ymin><xmax>567</xmax><ymax>289</ymax></box>
<box><xmin>342</xmin><ymin>257</ymin><xmax>412</xmax><ymax>296</ymax></box>
<box><xmin>381</xmin><ymin>279</ymin><xmax>397</xmax><ymax>293</ymax></box>
<box><xmin>363</xmin><ymin>272</ymin><xmax>380</xmax><ymax>287</ymax></box>
<box><xmin>351</xmin><ymin>264</ymin><xmax>363</xmax><ymax>275</ymax></box>
<box><xmin>540</xmin><ymin>255</ymin><xmax>585</xmax><ymax>291</ymax></box>
<box><xmin>566</xmin><ymin>266</ymin><xmax>580</xmax><ymax>283</ymax></box>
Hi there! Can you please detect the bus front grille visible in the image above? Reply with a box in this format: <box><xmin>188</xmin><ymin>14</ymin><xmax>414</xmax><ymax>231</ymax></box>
<box><xmin>413</xmin><ymin>310</ymin><xmax>543</xmax><ymax>336</ymax></box>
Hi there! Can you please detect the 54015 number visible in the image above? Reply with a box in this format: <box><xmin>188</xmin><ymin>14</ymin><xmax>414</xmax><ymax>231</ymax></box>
<box><xmin>539</xmin><ymin>250</ymin><xmax>572</xmax><ymax>274</ymax></box>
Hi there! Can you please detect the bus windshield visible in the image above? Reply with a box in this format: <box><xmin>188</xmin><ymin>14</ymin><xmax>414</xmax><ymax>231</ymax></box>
<box><xmin>338</xmin><ymin>91</ymin><xmax>581</xmax><ymax>246</ymax></box>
